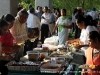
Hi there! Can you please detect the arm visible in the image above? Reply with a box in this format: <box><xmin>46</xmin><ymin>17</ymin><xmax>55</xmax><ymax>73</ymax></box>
<box><xmin>52</xmin><ymin>24</ymin><xmax>58</xmax><ymax>35</ymax></box>
<box><xmin>75</xmin><ymin>44</ymin><xmax>89</xmax><ymax>49</ymax></box>
<box><xmin>79</xmin><ymin>44</ymin><xmax>89</xmax><ymax>47</ymax></box>
<box><xmin>10</xmin><ymin>22</ymin><xmax>29</xmax><ymax>43</ymax></box>
<box><xmin>66</xmin><ymin>38</ymin><xmax>80</xmax><ymax>44</ymax></box>
<box><xmin>45</xmin><ymin>16</ymin><xmax>51</xmax><ymax>23</ymax></box>
<box><xmin>63</xmin><ymin>19</ymin><xmax>72</xmax><ymax>29</ymax></box>
<box><xmin>70</xmin><ymin>39</ymin><xmax>89</xmax><ymax>49</ymax></box>
<box><xmin>36</xmin><ymin>16</ymin><xmax>41</xmax><ymax>30</ymax></box>
<box><xmin>51</xmin><ymin>18</ymin><xmax>59</xmax><ymax>35</ymax></box>
<box><xmin>63</xmin><ymin>24</ymin><xmax>72</xmax><ymax>29</ymax></box>
<box><xmin>42</xmin><ymin>13</ymin><xmax>51</xmax><ymax>23</ymax></box>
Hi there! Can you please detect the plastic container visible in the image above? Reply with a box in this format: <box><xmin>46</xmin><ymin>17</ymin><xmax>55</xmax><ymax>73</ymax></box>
<box><xmin>40</xmin><ymin>63</ymin><xmax>61</xmax><ymax>73</ymax></box>
<box><xmin>26</xmin><ymin>51</ymin><xmax>39</xmax><ymax>61</ymax></box>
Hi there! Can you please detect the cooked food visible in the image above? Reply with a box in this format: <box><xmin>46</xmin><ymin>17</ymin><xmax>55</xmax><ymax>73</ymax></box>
<box><xmin>79</xmin><ymin>64</ymin><xmax>95</xmax><ymax>69</ymax></box>
<box><xmin>40</xmin><ymin>54</ymin><xmax>45</xmax><ymax>61</ymax></box>
<box><xmin>71</xmin><ymin>41</ymin><xmax>79</xmax><ymax>47</ymax></box>
<box><xmin>57</xmin><ymin>51</ymin><xmax>64</xmax><ymax>54</ymax></box>
<box><xmin>28</xmin><ymin>54</ymin><xmax>39</xmax><ymax>61</ymax></box>
<box><xmin>89</xmin><ymin>65</ymin><xmax>95</xmax><ymax>69</ymax></box>
<box><xmin>79</xmin><ymin>65</ymin><xmax>89</xmax><ymax>69</ymax></box>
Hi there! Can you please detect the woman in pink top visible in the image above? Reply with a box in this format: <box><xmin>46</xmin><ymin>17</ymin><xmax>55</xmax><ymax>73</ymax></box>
<box><xmin>0</xmin><ymin>14</ymin><xmax>22</xmax><ymax>75</ymax></box>
<box><xmin>0</xmin><ymin>14</ymin><xmax>21</xmax><ymax>53</ymax></box>
<box><xmin>0</xmin><ymin>30</ymin><xmax>14</xmax><ymax>53</ymax></box>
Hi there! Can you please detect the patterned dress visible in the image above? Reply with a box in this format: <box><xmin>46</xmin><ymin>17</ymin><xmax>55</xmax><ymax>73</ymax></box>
<box><xmin>56</xmin><ymin>16</ymin><xmax>72</xmax><ymax>45</ymax></box>
<box><xmin>0</xmin><ymin>30</ymin><xmax>14</xmax><ymax>53</ymax></box>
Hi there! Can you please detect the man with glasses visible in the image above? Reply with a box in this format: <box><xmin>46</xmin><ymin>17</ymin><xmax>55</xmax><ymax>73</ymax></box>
<box><xmin>10</xmin><ymin>9</ymin><xmax>37</xmax><ymax>61</ymax></box>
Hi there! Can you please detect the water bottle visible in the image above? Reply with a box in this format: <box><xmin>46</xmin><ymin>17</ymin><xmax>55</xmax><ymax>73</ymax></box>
<box><xmin>51</xmin><ymin>58</ymin><xmax>57</xmax><ymax>64</ymax></box>
<box><xmin>63</xmin><ymin>65</ymin><xmax>73</xmax><ymax>75</ymax></box>
<box><xmin>63</xmin><ymin>64</ymin><xmax>76</xmax><ymax>75</ymax></box>
<box><xmin>37</xmin><ymin>41</ymin><xmax>42</xmax><ymax>48</ymax></box>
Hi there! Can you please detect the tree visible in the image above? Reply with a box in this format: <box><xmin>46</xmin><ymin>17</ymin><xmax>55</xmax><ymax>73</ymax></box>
<box><xmin>19</xmin><ymin>0</ymin><xmax>35</xmax><ymax>10</ymax></box>
<box><xmin>19</xmin><ymin>0</ymin><xmax>100</xmax><ymax>15</ymax></box>
<box><xmin>52</xmin><ymin>0</ymin><xmax>100</xmax><ymax>15</ymax></box>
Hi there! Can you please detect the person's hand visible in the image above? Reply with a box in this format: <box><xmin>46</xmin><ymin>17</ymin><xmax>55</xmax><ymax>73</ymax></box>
<box><xmin>66</xmin><ymin>40</ymin><xmax>71</xmax><ymax>44</ymax></box>
<box><xmin>66</xmin><ymin>40</ymin><xmax>75</xmax><ymax>44</ymax></box>
<box><xmin>28</xmin><ymin>30</ymin><xmax>35</xmax><ymax>38</ymax></box>
<box><xmin>51</xmin><ymin>31</ymin><xmax>55</xmax><ymax>35</ymax></box>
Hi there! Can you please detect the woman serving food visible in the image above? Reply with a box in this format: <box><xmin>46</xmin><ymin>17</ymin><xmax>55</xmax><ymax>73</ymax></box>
<box><xmin>82</xmin><ymin>31</ymin><xmax>100</xmax><ymax>75</ymax></box>
<box><xmin>67</xmin><ymin>15</ymin><xmax>99</xmax><ymax>52</ymax></box>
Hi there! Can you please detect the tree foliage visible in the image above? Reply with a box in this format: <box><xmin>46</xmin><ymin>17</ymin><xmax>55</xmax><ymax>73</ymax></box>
<box><xmin>19</xmin><ymin>0</ymin><xmax>35</xmax><ymax>10</ymax></box>
<box><xmin>52</xmin><ymin>0</ymin><xmax>100</xmax><ymax>15</ymax></box>
<box><xmin>19</xmin><ymin>0</ymin><xmax>100</xmax><ymax>15</ymax></box>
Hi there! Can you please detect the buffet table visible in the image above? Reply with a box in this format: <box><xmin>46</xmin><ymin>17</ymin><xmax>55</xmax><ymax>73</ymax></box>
<box><xmin>7</xmin><ymin>39</ymin><xmax>86</xmax><ymax>75</ymax></box>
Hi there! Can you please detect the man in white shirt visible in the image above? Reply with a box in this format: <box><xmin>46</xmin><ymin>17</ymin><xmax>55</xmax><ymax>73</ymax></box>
<box><xmin>10</xmin><ymin>9</ymin><xmax>36</xmax><ymax>60</ymax></box>
<box><xmin>26</xmin><ymin>7</ymin><xmax>40</xmax><ymax>50</ymax></box>
<box><xmin>41</xmin><ymin>6</ymin><xmax>51</xmax><ymax>43</ymax></box>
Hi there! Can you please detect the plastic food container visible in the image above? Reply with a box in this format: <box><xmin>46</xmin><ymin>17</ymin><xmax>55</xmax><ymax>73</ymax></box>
<box><xmin>40</xmin><ymin>63</ymin><xmax>62</xmax><ymax>73</ymax></box>
<box><xmin>26</xmin><ymin>51</ymin><xmax>39</xmax><ymax>61</ymax></box>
